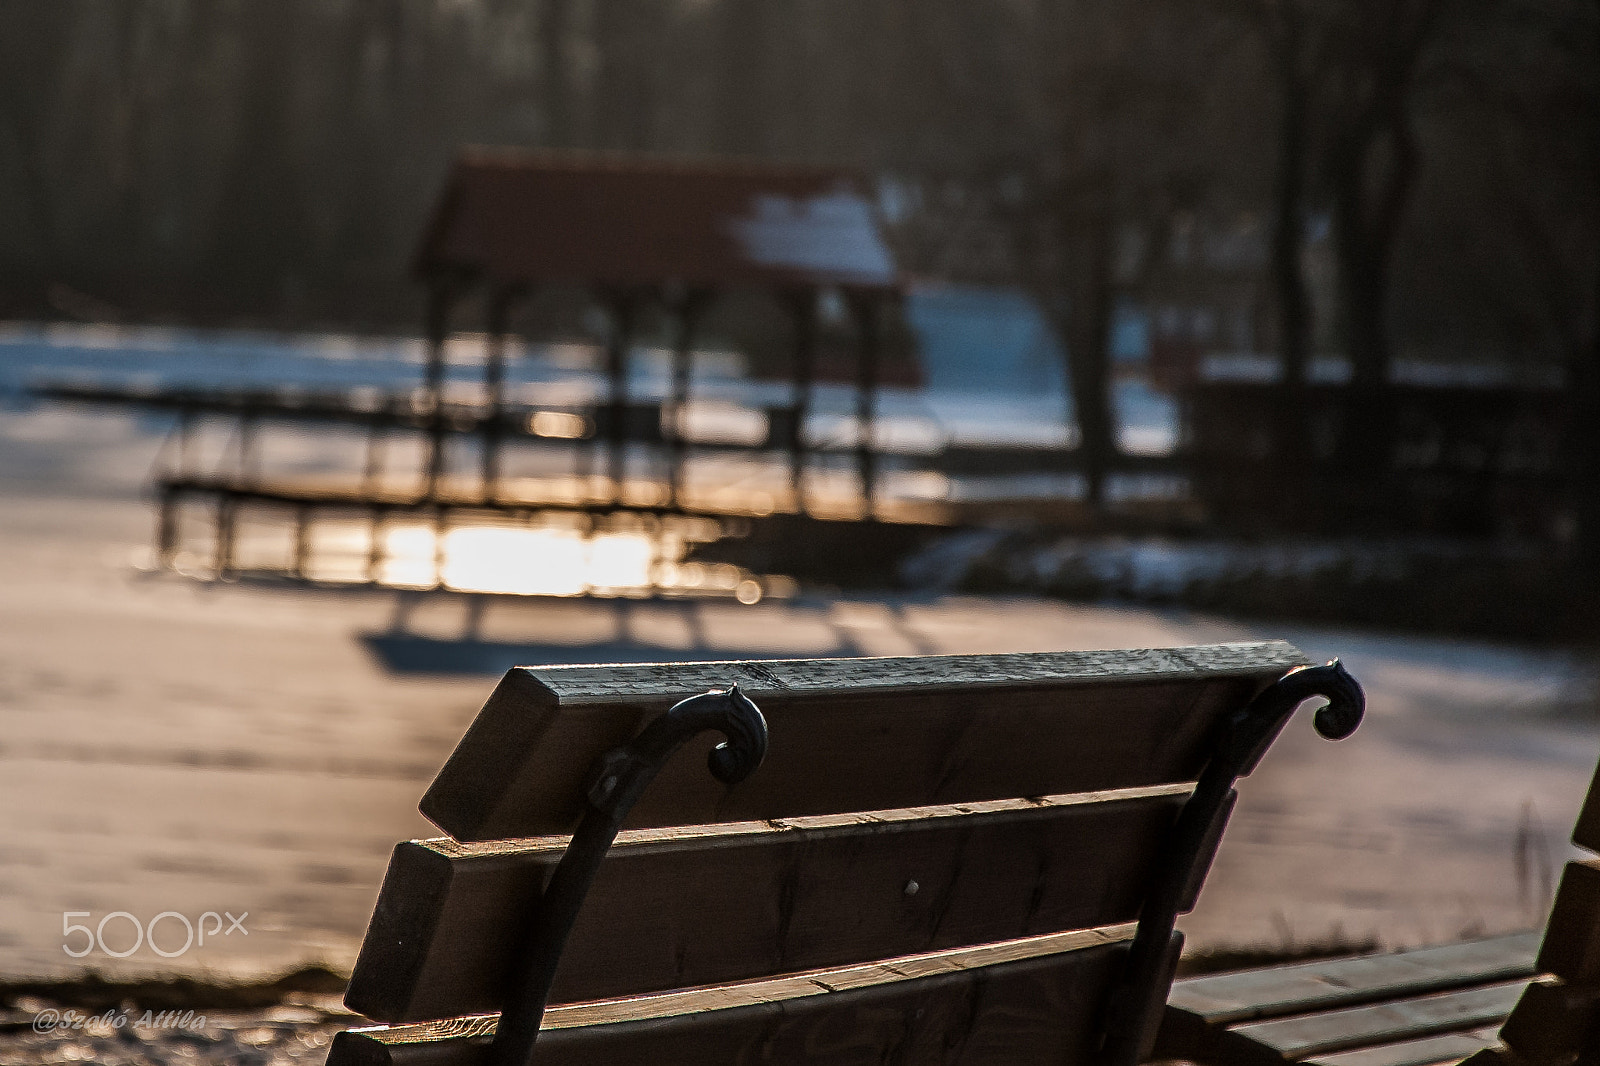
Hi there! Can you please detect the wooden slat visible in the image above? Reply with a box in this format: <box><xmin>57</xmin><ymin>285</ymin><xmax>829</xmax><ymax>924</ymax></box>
<box><xmin>542</xmin><ymin>924</ymin><xmax>1136</xmax><ymax>1029</ymax></box>
<box><xmin>1303</xmin><ymin>1027</ymin><xmax>1503</xmax><ymax>1066</ymax></box>
<box><xmin>1223</xmin><ymin>980</ymin><xmax>1528</xmax><ymax>1062</ymax></box>
<box><xmin>347</xmin><ymin>788</ymin><xmax>1189</xmax><ymax>1022</ymax></box>
<box><xmin>1164</xmin><ymin>933</ymin><xmax>1542</xmax><ymax>1027</ymax></box>
<box><xmin>329</xmin><ymin>926</ymin><xmax>1136</xmax><ymax>1066</ymax></box>
<box><xmin>1538</xmin><ymin>859</ymin><xmax>1600</xmax><ymax>984</ymax></box>
<box><xmin>419</xmin><ymin>642</ymin><xmax>1305</xmax><ymax>840</ymax></box>
<box><xmin>1457</xmin><ymin>1049</ymin><xmax>1514</xmax><ymax>1066</ymax></box>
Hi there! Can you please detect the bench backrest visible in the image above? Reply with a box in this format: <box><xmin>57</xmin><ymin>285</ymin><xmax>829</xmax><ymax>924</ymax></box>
<box><xmin>328</xmin><ymin>640</ymin><xmax>1360</xmax><ymax>1066</ymax></box>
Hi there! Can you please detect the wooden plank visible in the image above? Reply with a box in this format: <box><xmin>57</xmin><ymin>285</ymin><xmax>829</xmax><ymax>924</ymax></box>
<box><xmin>419</xmin><ymin>642</ymin><xmax>1305</xmax><ymax>840</ymax></box>
<box><xmin>1223</xmin><ymin>980</ymin><xmax>1527</xmax><ymax>1061</ymax></box>
<box><xmin>329</xmin><ymin>926</ymin><xmax>1136</xmax><ymax>1066</ymax></box>
<box><xmin>1499</xmin><ymin>974</ymin><xmax>1600</xmax><ymax>1061</ymax></box>
<box><xmin>1536</xmin><ymin>859</ymin><xmax>1600</xmax><ymax>983</ymax></box>
<box><xmin>346</xmin><ymin>788</ymin><xmax>1188</xmax><ymax>1022</ymax></box>
<box><xmin>542</xmin><ymin>924</ymin><xmax>1136</xmax><ymax>1029</ymax></box>
<box><xmin>1164</xmin><ymin>933</ymin><xmax>1542</xmax><ymax>1026</ymax></box>
<box><xmin>1304</xmin><ymin>1027</ymin><xmax>1503</xmax><ymax>1066</ymax></box>
<box><xmin>1456</xmin><ymin>1050</ymin><xmax>1514</xmax><ymax>1066</ymax></box>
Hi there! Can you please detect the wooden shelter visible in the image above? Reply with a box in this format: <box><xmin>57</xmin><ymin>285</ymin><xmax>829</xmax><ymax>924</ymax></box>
<box><xmin>414</xmin><ymin>148</ymin><xmax>907</xmax><ymax>509</ymax></box>
<box><xmin>31</xmin><ymin>152</ymin><xmax>949</xmax><ymax>601</ymax></box>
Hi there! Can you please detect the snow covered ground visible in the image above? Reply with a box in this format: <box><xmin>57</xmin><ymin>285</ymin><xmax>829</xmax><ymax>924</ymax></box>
<box><xmin>0</xmin><ymin>328</ymin><xmax>1594</xmax><ymax>982</ymax></box>
<box><xmin>0</xmin><ymin>316</ymin><xmax>1178</xmax><ymax>456</ymax></box>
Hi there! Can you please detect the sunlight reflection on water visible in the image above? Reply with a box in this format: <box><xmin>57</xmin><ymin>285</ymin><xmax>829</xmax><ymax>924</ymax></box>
<box><xmin>211</xmin><ymin>515</ymin><xmax>769</xmax><ymax>602</ymax></box>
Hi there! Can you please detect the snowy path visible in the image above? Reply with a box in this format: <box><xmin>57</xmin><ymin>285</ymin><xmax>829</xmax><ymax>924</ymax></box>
<box><xmin>0</xmin><ymin>400</ymin><xmax>1593</xmax><ymax>979</ymax></box>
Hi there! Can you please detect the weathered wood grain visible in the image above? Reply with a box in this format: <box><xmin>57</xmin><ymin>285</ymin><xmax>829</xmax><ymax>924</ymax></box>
<box><xmin>419</xmin><ymin>642</ymin><xmax>1305</xmax><ymax>840</ymax></box>
<box><xmin>508</xmin><ymin>643</ymin><xmax>1306</xmax><ymax>705</ymax></box>
<box><xmin>1303</xmin><ymin>1026</ymin><xmax>1503</xmax><ymax>1066</ymax></box>
<box><xmin>1223</xmin><ymin>979</ymin><xmax>1527</xmax><ymax>1061</ymax></box>
<box><xmin>1536</xmin><ymin>859</ymin><xmax>1600</xmax><ymax>983</ymax></box>
<box><xmin>329</xmin><ymin>928</ymin><xmax>1135</xmax><ymax>1066</ymax></box>
<box><xmin>346</xmin><ymin>788</ymin><xmax>1187</xmax><ymax>1022</ymax></box>
<box><xmin>1163</xmin><ymin>933</ymin><xmax>1541</xmax><ymax>1027</ymax></box>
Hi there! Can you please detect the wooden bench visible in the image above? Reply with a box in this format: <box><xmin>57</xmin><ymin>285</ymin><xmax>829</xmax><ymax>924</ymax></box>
<box><xmin>325</xmin><ymin>640</ymin><xmax>1364</xmax><ymax>1066</ymax></box>
<box><xmin>1155</xmin><ymin>756</ymin><xmax>1600</xmax><ymax>1066</ymax></box>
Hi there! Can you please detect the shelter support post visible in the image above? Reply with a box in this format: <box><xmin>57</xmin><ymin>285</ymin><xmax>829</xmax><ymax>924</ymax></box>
<box><xmin>423</xmin><ymin>279</ymin><xmax>454</xmax><ymax>499</ymax></box>
<box><xmin>666</xmin><ymin>289</ymin><xmax>710</xmax><ymax>509</ymax></box>
<box><xmin>362</xmin><ymin>421</ymin><xmax>385</xmax><ymax>494</ymax></box>
<box><xmin>366</xmin><ymin>506</ymin><xmax>386</xmax><ymax>584</ymax></box>
<box><xmin>481</xmin><ymin>286</ymin><xmax>520</xmax><ymax>500</ymax></box>
<box><xmin>849</xmin><ymin>291</ymin><xmax>880</xmax><ymax>516</ymax></box>
<box><xmin>236</xmin><ymin>410</ymin><xmax>260</xmax><ymax>486</ymax></box>
<box><xmin>156</xmin><ymin>485</ymin><xmax>180</xmax><ymax>567</ymax></box>
<box><xmin>787</xmin><ymin>288</ymin><xmax>817</xmax><ymax>514</ymax></box>
<box><xmin>213</xmin><ymin>494</ymin><xmax>237</xmax><ymax>579</ymax></box>
<box><xmin>431</xmin><ymin>506</ymin><xmax>449</xmax><ymax>590</ymax></box>
<box><xmin>175</xmin><ymin>408</ymin><xmax>194</xmax><ymax>477</ymax></box>
<box><xmin>292</xmin><ymin>505</ymin><xmax>311</xmax><ymax>579</ymax></box>
<box><xmin>603</xmin><ymin>292</ymin><xmax>637</xmax><ymax>505</ymax></box>
<box><xmin>423</xmin><ymin>278</ymin><xmax>452</xmax><ymax>405</ymax></box>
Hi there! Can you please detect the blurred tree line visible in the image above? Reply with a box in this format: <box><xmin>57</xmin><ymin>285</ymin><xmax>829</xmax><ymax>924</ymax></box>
<box><xmin>0</xmin><ymin>1</ymin><xmax>1595</xmax><ymax>445</ymax></box>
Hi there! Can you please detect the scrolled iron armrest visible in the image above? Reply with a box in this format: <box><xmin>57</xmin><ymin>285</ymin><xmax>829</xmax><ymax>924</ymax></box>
<box><xmin>1213</xmin><ymin>659</ymin><xmax>1365</xmax><ymax>778</ymax></box>
<box><xmin>587</xmin><ymin>683</ymin><xmax>768</xmax><ymax>818</ymax></box>
<box><xmin>1103</xmin><ymin>659</ymin><xmax>1366</xmax><ymax>1066</ymax></box>
<box><xmin>492</xmin><ymin>684</ymin><xmax>769</xmax><ymax>1066</ymax></box>
<box><xmin>1306</xmin><ymin>661</ymin><xmax>1365</xmax><ymax>740</ymax></box>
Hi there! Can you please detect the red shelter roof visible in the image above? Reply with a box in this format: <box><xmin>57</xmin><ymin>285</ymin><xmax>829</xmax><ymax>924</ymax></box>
<box><xmin>416</xmin><ymin>149</ymin><xmax>901</xmax><ymax>293</ymax></box>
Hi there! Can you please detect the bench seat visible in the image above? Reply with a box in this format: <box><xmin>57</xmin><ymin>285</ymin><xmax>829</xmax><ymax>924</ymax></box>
<box><xmin>1158</xmin><ymin>934</ymin><xmax>1539</xmax><ymax>1065</ymax></box>
<box><xmin>1156</xmin><ymin>757</ymin><xmax>1600</xmax><ymax>1066</ymax></box>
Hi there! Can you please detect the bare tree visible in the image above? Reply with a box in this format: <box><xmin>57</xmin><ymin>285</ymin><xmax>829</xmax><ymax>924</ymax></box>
<box><xmin>891</xmin><ymin>0</ymin><xmax>1259</xmax><ymax>504</ymax></box>
<box><xmin>0</xmin><ymin>0</ymin><xmax>1588</xmax><ymax>381</ymax></box>
<box><xmin>1227</xmin><ymin>0</ymin><xmax>1444</xmax><ymax>475</ymax></box>
<box><xmin>1227</xmin><ymin>0</ymin><xmax>1318</xmax><ymax>464</ymax></box>
<box><xmin>0</xmin><ymin>4</ymin><xmax>76</xmax><ymax>270</ymax></box>
<box><xmin>540</xmin><ymin>0</ymin><xmax>574</xmax><ymax>148</ymax></box>
<box><xmin>1320</xmin><ymin>0</ymin><xmax>1445</xmax><ymax>396</ymax></box>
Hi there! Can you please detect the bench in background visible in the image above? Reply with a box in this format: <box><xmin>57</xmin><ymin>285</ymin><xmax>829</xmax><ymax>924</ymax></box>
<box><xmin>1157</xmin><ymin>756</ymin><xmax>1600</xmax><ymax>1066</ymax></box>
